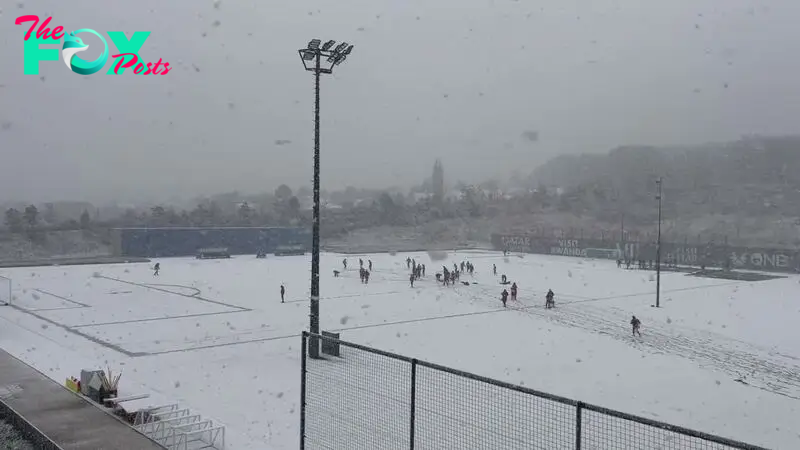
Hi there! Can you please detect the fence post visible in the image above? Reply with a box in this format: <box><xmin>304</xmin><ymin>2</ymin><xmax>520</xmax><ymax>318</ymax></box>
<box><xmin>410</xmin><ymin>358</ymin><xmax>417</xmax><ymax>450</ymax></box>
<box><xmin>300</xmin><ymin>332</ymin><xmax>308</xmax><ymax>450</ymax></box>
<box><xmin>575</xmin><ymin>402</ymin><xmax>583</xmax><ymax>450</ymax></box>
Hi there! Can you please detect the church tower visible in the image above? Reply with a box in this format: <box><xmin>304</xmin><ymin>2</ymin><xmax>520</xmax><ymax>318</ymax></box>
<box><xmin>432</xmin><ymin>159</ymin><xmax>444</xmax><ymax>203</ymax></box>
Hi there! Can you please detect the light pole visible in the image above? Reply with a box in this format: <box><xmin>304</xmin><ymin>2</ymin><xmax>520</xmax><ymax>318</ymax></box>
<box><xmin>620</xmin><ymin>213</ymin><xmax>625</xmax><ymax>258</ymax></box>
<box><xmin>298</xmin><ymin>39</ymin><xmax>353</xmax><ymax>358</ymax></box>
<box><xmin>655</xmin><ymin>177</ymin><xmax>663</xmax><ymax>308</ymax></box>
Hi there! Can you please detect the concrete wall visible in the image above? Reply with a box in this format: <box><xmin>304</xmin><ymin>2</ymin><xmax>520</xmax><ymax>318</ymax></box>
<box><xmin>491</xmin><ymin>234</ymin><xmax>799</xmax><ymax>274</ymax></box>
<box><xmin>113</xmin><ymin>227</ymin><xmax>311</xmax><ymax>257</ymax></box>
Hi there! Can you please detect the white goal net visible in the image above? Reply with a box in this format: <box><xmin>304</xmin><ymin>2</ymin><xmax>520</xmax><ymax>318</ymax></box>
<box><xmin>0</xmin><ymin>276</ymin><xmax>10</xmax><ymax>306</ymax></box>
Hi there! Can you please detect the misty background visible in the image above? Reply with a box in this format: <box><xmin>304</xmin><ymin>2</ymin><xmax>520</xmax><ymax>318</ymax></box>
<box><xmin>2</xmin><ymin>0</ymin><xmax>800</xmax><ymax>204</ymax></box>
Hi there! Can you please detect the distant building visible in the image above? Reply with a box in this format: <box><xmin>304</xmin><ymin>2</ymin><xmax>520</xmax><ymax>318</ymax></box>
<box><xmin>444</xmin><ymin>190</ymin><xmax>463</xmax><ymax>201</ymax></box>
<box><xmin>411</xmin><ymin>192</ymin><xmax>433</xmax><ymax>204</ymax></box>
<box><xmin>432</xmin><ymin>159</ymin><xmax>444</xmax><ymax>203</ymax></box>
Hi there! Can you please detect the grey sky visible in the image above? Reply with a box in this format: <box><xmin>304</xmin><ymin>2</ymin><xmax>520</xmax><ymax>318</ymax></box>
<box><xmin>1</xmin><ymin>0</ymin><xmax>799</xmax><ymax>204</ymax></box>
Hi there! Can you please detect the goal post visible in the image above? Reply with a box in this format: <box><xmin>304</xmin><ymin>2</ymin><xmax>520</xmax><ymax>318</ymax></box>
<box><xmin>0</xmin><ymin>276</ymin><xmax>10</xmax><ymax>306</ymax></box>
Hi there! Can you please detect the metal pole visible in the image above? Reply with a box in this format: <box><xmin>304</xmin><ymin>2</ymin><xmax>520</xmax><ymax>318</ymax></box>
<box><xmin>655</xmin><ymin>178</ymin><xmax>662</xmax><ymax>308</ymax></box>
<box><xmin>410</xmin><ymin>359</ymin><xmax>417</xmax><ymax>450</ymax></box>
<box><xmin>300</xmin><ymin>332</ymin><xmax>308</xmax><ymax>448</ymax></box>
<box><xmin>575</xmin><ymin>402</ymin><xmax>583</xmax><ymax>450</ymax></box>
<box><xmin>309</xmin><ymin>51</ymin><xmax>321</xmax><ymax>358</ymax></box>
<box><xmin>620</xmin><ymin>213</ymin><xmax>625</xmax><ymax>259</ymax></box>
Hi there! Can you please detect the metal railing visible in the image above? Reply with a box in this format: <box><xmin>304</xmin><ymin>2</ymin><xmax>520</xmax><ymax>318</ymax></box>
<box><xmin>300</xmin><ymin>332</ymin><xmax>768</xmax><ymax>450</ymax></box>
<box><xmin>134</xmin><ymin>403</ymin><xmax>225</xmax><ymax>450</ymax></box>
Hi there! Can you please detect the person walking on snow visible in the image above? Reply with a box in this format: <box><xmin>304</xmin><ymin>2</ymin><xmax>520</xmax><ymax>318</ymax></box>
<box><xmin>545</xmin><ymin>289</ymin><xmax>555</xmax><ymax>309</ymax></box>
<box><xmin>343</xmin><ymin>258</ymin><xmax>348</xmax><ymax>269</ymax></box>
<box><xmin>493</xmin><ymin>264</ymin><xmax>497</xmax><ymax>275</ymax></box>
<box><xmin>631</xmin><ymin>315</ymin><xmax>642</xmax><ymax>337</ymax></box>
<box><xmin>280</xmin><ymin>284</ymin><xmax>285</xmax><ymax>303</ymax></box>
<box><xmin>368</xmin><ymin>260</ymin><xmax>373</xmax><ymax>271</ymax></box>
<box><xmin>501</xmin><ymin>289</ymin><xmax>509</xmax><ymax>307</ymax></box>
<box><xmin>510</xmin><ymin>282</ymin><xmax>518</xmax><ymax>301</ymax></box>
<box><xmin>153</xmin><ymin>263</ymin><xmax>160</xmax><ymax>276</ymax></box>
<box><xmin>410</xmin><ymin>272</ymin><xmax>415</xmax><ymax>287</ymax></box>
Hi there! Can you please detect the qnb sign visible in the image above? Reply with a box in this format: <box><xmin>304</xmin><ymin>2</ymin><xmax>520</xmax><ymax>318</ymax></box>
<box><xmin>15</xmin><ymin>15</ymin><xmax>171</xmax><ymax>75</ymax></box>
<box><xmin>730</xmin><ymin>251</ymin><xmax>790</xmax><ymax>269</ymax></box>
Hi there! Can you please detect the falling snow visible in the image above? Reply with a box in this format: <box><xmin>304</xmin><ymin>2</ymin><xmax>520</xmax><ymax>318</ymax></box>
<box><xmin>0</xmin><ymin>251</ymin><xmax>796</xmax><ymax>449</ymax></box>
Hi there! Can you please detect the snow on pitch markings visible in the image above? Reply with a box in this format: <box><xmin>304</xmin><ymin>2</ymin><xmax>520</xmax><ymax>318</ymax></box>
<box><xmin>0</xmin><ymin>252</ymin><xmax>798</xmax><ymax>449</ymax></box>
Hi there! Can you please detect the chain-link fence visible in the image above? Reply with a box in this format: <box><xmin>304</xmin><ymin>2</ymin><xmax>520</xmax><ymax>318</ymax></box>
<box><xmin>301</xmin><ymin>332</ymin><xmax>768</xmax><ymax>450</ymax></box>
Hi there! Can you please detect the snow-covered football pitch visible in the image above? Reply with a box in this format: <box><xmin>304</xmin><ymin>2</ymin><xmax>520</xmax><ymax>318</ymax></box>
<box><xmin>0</xmin><ymin>250</ymin><xmax>797</xmax><ymax>449</ymax></box>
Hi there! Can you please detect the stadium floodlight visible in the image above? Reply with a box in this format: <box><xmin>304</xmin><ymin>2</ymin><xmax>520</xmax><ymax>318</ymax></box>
<box><xmin>655</xmin><ymin>177</ymin><xmax>663</xmax><ymax>308</ymax></box>
<box><xmin>327</xmin><ymin>52</ymin><xmax>349</xmax><ymax>65</ymax></box>
<box><xmin>334</xmin><ymin>42</ymin><xmax>348</xmax><ymax>54</ymax></box>
<box><xmin>296</xmin><ymin>39</ymin><xmax>354</xmax><ymax>358</ymax></box>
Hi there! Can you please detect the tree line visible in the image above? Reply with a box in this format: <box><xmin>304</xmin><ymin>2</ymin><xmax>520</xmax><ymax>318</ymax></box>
<box><xmin>2</xmin><ymin>182</ymin><xmax>508</xmax><ymax>238</ymax></box>
<box><xmin>3</xmin><ymin>205</ymin><xmax>94</xmax><ymax>233</ymax></box>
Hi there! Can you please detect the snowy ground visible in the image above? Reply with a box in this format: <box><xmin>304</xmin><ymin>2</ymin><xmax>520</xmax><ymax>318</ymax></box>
<box><xmin>0</xmin><ymin>251</ymin><xmax>798</xmax><ymax>449</ymax></box>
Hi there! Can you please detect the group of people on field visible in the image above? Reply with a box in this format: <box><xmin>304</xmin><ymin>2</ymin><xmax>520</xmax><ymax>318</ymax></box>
<box><xmin>408</xmin><ymin>257</ymin><xmax>427</xmax><ymax>286</ymax></box>
<box><xmin>499</xmin><ymin>284</ymin><xmax>554</xmax><ymax>309</ymax></box>
<box><xmin>342</xmin><ymin>258</ymin><xmax>374</xmax><ymax>284</ymax></box>
<box><xmin>435</xmin><ymin>261</ymin><xmax>468</xmax><ymax>286</ymax></box>
<box><xmin>276</xmin><ymin>252</ymin><xmax>646</xmax><ymax>337</ymax></box>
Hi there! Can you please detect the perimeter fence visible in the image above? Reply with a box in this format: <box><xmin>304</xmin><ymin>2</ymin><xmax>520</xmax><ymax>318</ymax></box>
<box><xmin>300</xmin><ymin>332</ymin><xmax>767</xmax><ymax>450</ymax></box>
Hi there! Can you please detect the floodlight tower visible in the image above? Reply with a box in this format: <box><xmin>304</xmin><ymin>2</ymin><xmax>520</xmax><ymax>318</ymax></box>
<box><xmin>298</xmin><ymin>39</ymin><xmax>353</xmax><ymax>358</ymax></box>
<box><xmin>655</xmin><ymin>177</ymin><xmax>663</xmax><ymax>308</ymax></box>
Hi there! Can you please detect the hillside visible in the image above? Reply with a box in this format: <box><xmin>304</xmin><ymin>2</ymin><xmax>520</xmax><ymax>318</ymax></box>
<box><xmin>528</xmin><ymin>136</ymin><xmax>800</xmax><ymax>238</ymax></box>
